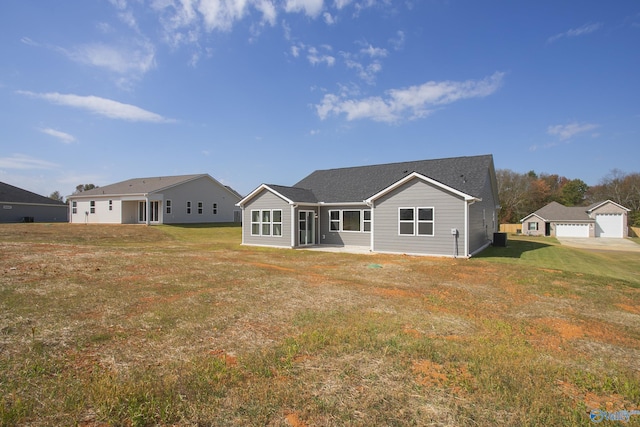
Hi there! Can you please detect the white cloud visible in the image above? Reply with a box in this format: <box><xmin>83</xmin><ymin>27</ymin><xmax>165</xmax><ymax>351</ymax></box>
<box><xmin>198</xmin><ymin>0</ymin><xmax>249</xmax><ymax>31</ymax></box>
<box><xmin>67</xmin><ymin>41</ymin><xmax>156</xmax><ymax>75</ymax></box>
<box><xmin>316</xmin><ymin>72</ymin><xmax>505</xmax><ymax>123</ymax></box>
<box><xmin>0</xmin><ymin>154</ymin><xmax>59</xmax><ymax>170</ymax></box>
<box><xmin>547</xmin><ymin>122</ymin><xmax>599</xmax><ymax>140</ymax></box>
<box><xmin>360</xmin><ymin>44</ymin><xmax>388</xmax><ymax>58</ymax></box>
<box><xmin>323</xmin><ymin>12</ymin><xmax>336</xmax><ymax>24</ymax></box>
<box><xmin>389</xmin><ymin>30</ymin><xmax>405</xmax><ymax>51</ymax></box>
<box><xmin>548</xmin><ymin>23</ymin><xmax>603</xmax><ymax>43</ymax></box>
<box><xmin>18</xmin><ymin>91</ymin><xmax>173</xmax><ymax>123</ymax></box>
<box><xmin>39</xmin><ymin>128</ymin><xmax>77</xmax><ymax>144</ymax></box>
<box><xmin>255</xmin><ymin>0</ymin><xmax>277</xmax><ymax>26</ymax></box>
<box><xmin>307</xmin><ymin>46</ymin><xmax>335</xmax><ymax>66</ymax></box>
<box><xmin>333</xmin><ymin>0</ymin><xmax>352</xmax><ymax>9</ymax></box>
<box><xmin>284</xmin><ymin>0</ymin><xmax>324</xmax><ymax>18</ymax></box>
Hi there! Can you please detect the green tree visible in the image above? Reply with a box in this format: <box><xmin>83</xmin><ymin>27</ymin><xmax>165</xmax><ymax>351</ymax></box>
<box><xmin>49</xmin><ymin>191</ymin><xmax>64</xmax><ymax>202</ymax></box>
<box><xmin>73</xmin><ymin>184</ymin><xmax>97</xmax><ymax>194</ymax></box>
<box><xmin>560</xmin><ymin>179</ymin><xmax>588</xmax><ymax>206</ymax></box>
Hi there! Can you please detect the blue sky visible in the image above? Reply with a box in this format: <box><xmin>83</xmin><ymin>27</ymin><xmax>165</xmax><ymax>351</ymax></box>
<box><xmin>1</xmin><ymin>1</ymin><xmax>638</xmax><ymax>199</ymax></box>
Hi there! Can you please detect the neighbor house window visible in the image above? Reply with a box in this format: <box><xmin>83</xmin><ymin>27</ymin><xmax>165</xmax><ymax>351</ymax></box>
<box><xmin>251</xmin><ymin>209</ymin><xmax>282</xmax><ymax>236</ymax></box>
<box><xmin>197</xmin><ymin>201</ymin><xmax>203</xmax><ymax>214</ymax></box>
<box><xmin>90</xmin><ymin>201</ymin><xmax>96</xmax><ymax>214</ymax></box>
<box><xmin>72</xmin><ymin>201</ymin><xmax>77</xmax><ymax>214</ymax></box>
<box><xmin>109</xmin><ymin>200</ymin><xmax>113</xmax><ymax>211</ymax></box>
<box><xmin>328</xmin><ymin>209</ymin><xmax>371</xmax><ymax>233</ymax></box>
<box><xmin>399</xmin><ymin>207</ymin><xmax>435</xmax><ymax>236</ymax></box>
<box><xmin>213</xmin><ymin>203</ymin><xmax>217</xmax><ymax>215</ymax></box>
<box><xmin>528</xmin><ymin>222</ymin><xmax>538</xmax><ymax>231</ymax></box>
<box><xmin>186</xmin><ymin>201</ymin><xmax>192</xmax><ymax>214</ymax></box>
<box><xmin>166</xmin><ymin>200</ymin><xmax>172</xmax><ymax>214</ymax></box>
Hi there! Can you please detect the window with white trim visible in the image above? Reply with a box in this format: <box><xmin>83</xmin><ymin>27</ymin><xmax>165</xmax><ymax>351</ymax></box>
<box><xmin>399</xmin><ymin>207</ymin><xmax>434</xmax><ymax>236</ymax></box>
<box><xmin>343</xmin><ymin>210</ymin><xmax>361</xmax><ymax>231</ymax></box>
<box><xmin>109</xmin><ymin>200</ymin><xmax>113</xmax><ymax>211</ymax></box>
<box><xmin>417</xmin><ymin>208</ymin><xmax>434</xmax><ymax>236</ymax></box>
<box><xmin>197</xmin><ymin>201</ymin><xmax>203</xmax><ymax>214</ymax></box>
<box><xmin>186</xmin><ymin>201</ymin><xmax>191</xmax><ymax>214</ymax></box>
<box><xmin>330</xmin><ymin>210</ymin><xmax>340</xmax><ymax>231</ymax></box>
<box><xmin>166</xmin><ymin>200</ymin><xmax>172</xmax><ymax>214</ymax></box>
<box><xmin>72</xmin><ymin>201</ymin><xmax>77</xmax><ymax>214</ymax></box>
<box><xmin>90</xmin><ymin>201</ymin><xmax>96</xmax><ymax>214</ymax></box>
<box><xmin>213</xmin><ymin>203</ymin><xmax>217</xmax><ymax>215</ymax></box>
<box><xmin>328</xmin><ymin>209</ymin><xmax>371</xmax><ymax>233</ymax></box>
<box><xmin>251</xmin><ymin>209</ymin><xmax>282</xmax><ymax>237</ymax></box>
<box><xmin>528</xmin><ymin>222</ymin><xmax>538</xmax><ymax>231</ymax></box>
<box><xmin>399</xmin><ymin>208</ymin><xmax>414</xmax><ymax>235</ymax></box>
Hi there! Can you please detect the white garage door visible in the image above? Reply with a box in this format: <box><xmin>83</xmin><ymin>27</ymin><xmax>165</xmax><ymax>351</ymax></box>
<box><xmin>596</xmin><ymin>213</ymin><xmax>623</xmax><ymax>238</ymax></box>
<box><xmin>556</xmin><ymin>223</ymin><xmax>590</xmax><ymax>238</ymax></box>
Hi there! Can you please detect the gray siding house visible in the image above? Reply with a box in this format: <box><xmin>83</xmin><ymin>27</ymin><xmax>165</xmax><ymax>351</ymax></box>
<box><xmin>521</xmin><ymin>200</ymin><xmax>630</xmax><ymax>238</ymax></box>
<box><xmin>0</xmin><ymin>181</ymin><xmax>68</xmax><ymax>223</ymax></box>
<box><xmin>237</xmin><ymin>155</ymin><xmax>500</xmax><ymax>258</ymax></box>
<box><xmin>67</xmin><ymin>174</ymin><xmax>241</xmax><ymax>225</ymax></box>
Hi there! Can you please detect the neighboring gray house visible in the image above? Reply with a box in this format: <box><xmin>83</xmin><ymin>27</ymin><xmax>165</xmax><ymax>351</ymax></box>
<box><xmin>67</xmin><ymin>174</ymin><xmax>241</xmax><ymax>225</ymax></box>
<box><xmin>237</xmin><ymin>155</ymin><xmax>500</xmax><ymax>258</ymax></box>
<box><xmin>0</xmin><ymin>181</ymin><xmax>68</xmax><ymax>223</ymax></box>
<box><xmin>521</xmin><ymin>200</ymin><xmax>630</xmax><ymax>238</ymax></box>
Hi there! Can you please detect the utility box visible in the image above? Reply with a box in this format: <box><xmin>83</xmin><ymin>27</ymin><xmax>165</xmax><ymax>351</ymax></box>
<box><xmin>493</xmin><ymin>232</ymin><xmax>507</xmax><ymax>247</ymax></box>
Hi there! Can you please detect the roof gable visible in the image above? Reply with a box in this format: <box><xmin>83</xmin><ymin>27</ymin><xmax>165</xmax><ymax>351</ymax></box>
<box><xmin>0</xmin><ymin>181</ymin><xmax>66</xmax><ymax>206</ymax></box>
<box><xmin>294</xmin><ymin>154</ymin><xmax>495</xmax><ymax>203</ymax></box>
<box><xmin>587</xmin><ymin>199</ymin><xmax>630</xmax><ymax>212</ymax></box>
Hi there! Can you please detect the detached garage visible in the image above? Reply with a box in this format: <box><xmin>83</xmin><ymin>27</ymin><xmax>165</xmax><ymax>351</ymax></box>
<box><xmin>521</xmin><ymin>200</ymin><xmax>630</xmax><ymax>239</ymax></box>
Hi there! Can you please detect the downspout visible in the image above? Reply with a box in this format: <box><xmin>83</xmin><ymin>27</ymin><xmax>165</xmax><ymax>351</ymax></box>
<box><xmin>365</xmin><ymin>200</ymin><xmax>374</xmax><ymax>252</ymax></box>
<box><xmin>145</xmin><ymin>194</ymin><xmax>150</xmax><ymax>226</ymax></box>
<box><xmin>290</xmin><ymin>204</ymin><xmax>297</xmax><ymax>248</ymax></box>
<box><xmin>465</xmin><ymin>198</ymin><xmax>477</xmax><ymax>257</ymax></box>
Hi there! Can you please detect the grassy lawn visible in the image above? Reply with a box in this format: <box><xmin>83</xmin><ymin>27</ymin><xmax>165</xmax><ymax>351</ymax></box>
<box><xmin>1</xmin><ymin>224</ymin><xmax>639</xmax><ymax>426</ymax></box>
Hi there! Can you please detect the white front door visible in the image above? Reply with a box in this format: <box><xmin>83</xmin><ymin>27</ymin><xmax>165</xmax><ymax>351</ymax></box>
<box><xmin>298</xmin><ymin>210</ymin><xmax>315</xmax><ymax>246</ymax></box>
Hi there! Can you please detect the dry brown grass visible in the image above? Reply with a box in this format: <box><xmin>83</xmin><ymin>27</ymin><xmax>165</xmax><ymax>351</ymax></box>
<box><xmin>0</xmin><ymin>223</ymin><xmax>639</xmax><ymax>426</ymax></box>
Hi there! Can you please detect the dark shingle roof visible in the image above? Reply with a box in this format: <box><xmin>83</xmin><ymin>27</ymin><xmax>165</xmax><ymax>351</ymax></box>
<box><xmin>293</xmin><ymin>154</ymin><xmax>494</xmax><ymax>203</ymax></box>
<box><xmin>530</xmin><ymin>201</ymin><xmax>592</xmax><ymax>221</ymax></box>
<box><xmin>0</xmin><ymin>181</ymin><xmax>66</xmax><ymax>206</ymax></box>
<box><xmin>267</xmin><ymin>185</ymin><xmax>318</xmax><ymax>203</ymax></box>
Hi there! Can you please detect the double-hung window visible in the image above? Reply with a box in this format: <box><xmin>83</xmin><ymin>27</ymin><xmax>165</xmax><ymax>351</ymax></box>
<box><xmin>251</xmin><ymin>210</ymin><xmax>282</xmax><ymax>237</ymax></box>
<box><xmin>197</xmin><ymin>201</ymin><xmax>203</xmax><ymax>215</ymax></box>
<box><xmin>528</xmin><ymin>222</ymin><xmax>538</xmax><ymax>231</ymax></box>
<box><xmin>213</xmin><ymin>203</ymin><xmax>217</xmax><ymax>215</ymax></box>
<box><xmin>166</xmin><ymin>200</ymin><xmax>172</xmax><ymax>214</ymax></box>
<box><xmin>399</xmin><ymin>207</ymin><xmax>434</xmax><ymax>236</ymax></box>
<box><xmin>90</xmin><ymin>201</ymin><xmax>96</xmax><ymax>214</ymax></box>
<box><xmin>72</xmin><ymin>201</ymin><xmax>77</xmax><ymax>214</ymax></box>
<box><xmin>186</xmin><ymin>201</ymin><xmax>192</xmax><ymax>214</ymax></box>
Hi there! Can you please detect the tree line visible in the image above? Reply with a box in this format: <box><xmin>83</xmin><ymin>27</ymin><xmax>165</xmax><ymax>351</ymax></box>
<box><xmin>498</xmin><ymin>169</ymin><xmax>640</xmax><ymax>226</ymax></box>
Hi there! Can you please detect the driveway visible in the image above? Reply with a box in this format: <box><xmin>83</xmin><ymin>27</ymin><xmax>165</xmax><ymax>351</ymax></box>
<box><xmin>557</xmin><ymin>237</ymin><xmax>640</xmax><ymax>252</ymax></box>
